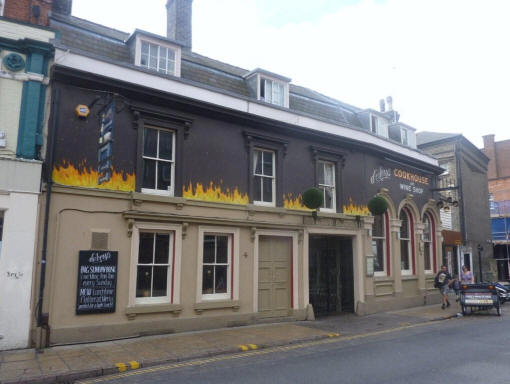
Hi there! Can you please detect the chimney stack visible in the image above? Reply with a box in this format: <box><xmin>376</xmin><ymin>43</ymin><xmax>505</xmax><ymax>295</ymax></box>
<box><xmin>386</xmin><ymin>96</ymin><xmax>393</xmax><ymax>111</ymax></box>
<box><xmin>482</xmin><ymin>134</ymin><xmax>498</xmax><ymax>179</ymax></box>
<box><xmin>166</xmin><ymin>0</ymin><xmax>193</xmax><ymax>49</ymax></box>
<box><xmin>52</xmin><ymin>0</ymin><xmax>73</xmax><ymax>16</ymax></box>
<box><xmin>379</xmin><ymin>99</ymin><xmax>386</xmax><ymax>112</ymax></box>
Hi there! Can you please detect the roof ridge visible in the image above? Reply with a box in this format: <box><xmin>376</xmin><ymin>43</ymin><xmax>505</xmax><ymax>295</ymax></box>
<box><xmin>50</xmin><ymin>13</ymin><xmax>130</xmax><ymax>40</ymax></box>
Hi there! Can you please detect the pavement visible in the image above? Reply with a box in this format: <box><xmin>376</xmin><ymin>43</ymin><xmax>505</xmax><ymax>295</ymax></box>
<box><xmin>0</xmin><ymin>303</ymin><xmax>460</xmax><ymax>384</ymax></box>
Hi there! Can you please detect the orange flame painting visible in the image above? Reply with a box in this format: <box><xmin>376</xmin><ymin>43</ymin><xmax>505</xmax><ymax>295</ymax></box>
<box><xmin>283</xmin><ymin>193</ymin><xmax>312</xmax><ymax>211</ymax></box>
<box><xmin>343</xmin><ymin>198</ymin><xmax>370</xmax><ymax>216</ymax></box>
<box><xmin>183</xmin><ymin>181</ymin><xmax>249</xmax><ymax>205</ymax></box>
<box><xmin>52</xmin><ymin>161</ymin><xmax>135</xmax><ymax>192</ymax></box>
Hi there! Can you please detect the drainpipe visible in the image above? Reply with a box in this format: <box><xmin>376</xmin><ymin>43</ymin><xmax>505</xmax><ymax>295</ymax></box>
<box><xmin>37</xmin><ymin>88</ymin><xmax>59</xmax><ymax>347</ymax></box>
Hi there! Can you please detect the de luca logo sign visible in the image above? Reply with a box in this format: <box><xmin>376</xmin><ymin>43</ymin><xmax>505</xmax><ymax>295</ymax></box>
<box><xmin>370</xmin><ymin>166</ymin><xmax>429</xmax><ymax>194</ymax></box>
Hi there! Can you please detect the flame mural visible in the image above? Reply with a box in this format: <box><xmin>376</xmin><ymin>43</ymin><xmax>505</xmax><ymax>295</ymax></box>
<box><xmin>343</xmin><ymin>198</ymin><xmax>370</xmax><ymax>216</ymax></box>
<box><xmin>283</xmin><ymin>193</ymin><xmax>312</xmax><ymax>211</ymax></box>
<box><xmin>52</xmin><ymin>161</ymin><xmax>135</xmax><ymax>192</ymax></box>
<box><xmin>183</xmin><ymin>181</ymin><xmax>249</xmax><ymax>205</ymax></box>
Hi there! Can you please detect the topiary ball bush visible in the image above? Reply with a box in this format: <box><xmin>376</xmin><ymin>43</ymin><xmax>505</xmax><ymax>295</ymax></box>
<box><xmin>302</xmin><ymin>188</ymin><xmax>324</xmax><ymax>210</ymax></box>
<box><xmin>368</xmin><ymin>196</ymin><xmax>388</xmax><ymax>216</ymax></box>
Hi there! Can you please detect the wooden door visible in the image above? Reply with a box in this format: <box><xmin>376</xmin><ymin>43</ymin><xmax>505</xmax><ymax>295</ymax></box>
<box><xmin>258</xmin><ymin>236</ymin><xmax>291</xmax><ymax>318</ymax></box>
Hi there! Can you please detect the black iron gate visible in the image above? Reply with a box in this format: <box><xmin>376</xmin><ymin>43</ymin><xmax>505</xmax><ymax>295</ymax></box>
<box><xmin>309</xmin><ymin>235</ymin><xmax>354</xmax><ymax>316</ymax></box>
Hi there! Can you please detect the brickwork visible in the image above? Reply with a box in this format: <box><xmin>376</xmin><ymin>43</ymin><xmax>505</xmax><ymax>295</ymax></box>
<box><xmin>482</xmin><ymin>135</ymin><xmax>510</xmax><ymax>202</ymax></box>
<box><xmin>4</xmin><ymin>0</ymin><xmax>52</xmax><ymax>26</ymax></box>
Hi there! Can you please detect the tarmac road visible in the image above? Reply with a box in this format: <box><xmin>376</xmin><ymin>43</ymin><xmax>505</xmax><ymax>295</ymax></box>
<box><xmin>79</xmin><ymin>312</ymin><xmax>510</xmax><ymax>384</ymax></box>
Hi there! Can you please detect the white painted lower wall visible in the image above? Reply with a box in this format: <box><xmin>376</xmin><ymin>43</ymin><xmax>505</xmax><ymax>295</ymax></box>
<box><xmin>0</xmin><ymin>161</ymin><xmax>41</xmax><ymax>350</ymax></box>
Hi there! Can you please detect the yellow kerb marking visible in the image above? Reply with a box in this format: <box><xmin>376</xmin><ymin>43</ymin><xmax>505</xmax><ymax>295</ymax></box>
<box><xmin>248</xmin><ymin>344</ymin><xmax>258</xmax><ymax>350</ymax></box>
<box><xmin>129</xmin><ymin>361</ymin><xmax>140</xmax><ymax>370</ymax></box>
<box><xmin>239</xmin><ymin>345</ymin><xmax>249</xmax><ymax>351</ymax></box>
<box><xmin>115</xmin><ymin>363</ymin><xmax>127</xmax><ymax>372</ymax></box>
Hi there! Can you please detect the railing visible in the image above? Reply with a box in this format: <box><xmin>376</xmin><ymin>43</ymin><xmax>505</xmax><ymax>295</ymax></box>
<box><xmin>491</xmin><ymin>200</ymin><xmax>510</xmax><ymax>216</ymax></box>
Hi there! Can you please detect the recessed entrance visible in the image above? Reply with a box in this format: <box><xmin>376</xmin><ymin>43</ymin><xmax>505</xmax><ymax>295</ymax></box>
<box><xmin>258</xmin><ymin>235</ymin><xmax>292</xmax><ymax>318</ymax></box>
<box><xmin>309</xmin><ymin>235</ymin><xmax>354</xmax><ymax>316</ymax></box>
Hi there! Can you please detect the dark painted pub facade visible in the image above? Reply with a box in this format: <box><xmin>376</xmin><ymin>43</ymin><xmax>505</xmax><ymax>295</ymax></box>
<box><xmin>31</xmin><ymin>2</ymin><xmax>444</xmax><ymax>346</ymax></box>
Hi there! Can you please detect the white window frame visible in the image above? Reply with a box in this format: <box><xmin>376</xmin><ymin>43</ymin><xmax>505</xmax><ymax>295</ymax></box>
<box><xmin>372</xmin><ymin>213</ymin><xmax>387</xmax><ymax>277</ymax></box>
<box><xmin>370</xmin><ymin>114</ymin><xmax>378</xmax><ymax>134</ymax></box>
<box><xmin>257</xmin><ymin>75</ymin><xmax>289</xmax><ymax>108</ymax></box>
<box><xmin>129</xmin><ymin>223</ymin><xmax>182</xmax><ymax>306</ymax></box>
<box><xmin>318</xmin><ymin>160</ymin><xmax>336</xmax><ymax>213</ymax></box>
<box><xmin>423</xmin><ymin>214</ymin><xmax>434</xmax><ymax>274</ymax></box>
<box><xmin>253</xmin><ymin>148</ymin><xmax>276</xmax><ymax>207</ymax></box>
<box><xmin>399</xmin><ymin>210</ymin><xmax>413</xmax><ymax>276</ymax></box>
<box><xmin>141</xmin><ymin>126</ymin><xmax>176</xmax><ymax>196</ymax></box>
<box><xmin>400</xmin><ymin>128</ymin><xmax>408</xmax><ymax>145</ymax></box>
<box><xmin>439</xmin><ymin>161</ymin><xmax>449</xmax><ymax>175</ymax></box>
<box><xmin>134</xmin><ymin>35</ymin><xmax>181</xmax><ymax>77</ymax></box>
<box><xmin>196</xmin><ymin>226</ymin><xmax>240</xmax><ymax>302</ymax></box>
<box><xmin>0</xmin><ymin>1</ymin><xmax>4</xmax><ymax>17</ymax></box>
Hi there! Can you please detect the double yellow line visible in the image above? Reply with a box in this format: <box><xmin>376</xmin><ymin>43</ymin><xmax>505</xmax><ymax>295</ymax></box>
<box><xmin>79</xmin><ymin>319</ymin><xmax>451</xmax><ymax>383</ymax></box>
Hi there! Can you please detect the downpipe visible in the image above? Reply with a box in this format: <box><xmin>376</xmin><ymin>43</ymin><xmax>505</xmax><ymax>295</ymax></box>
<box><xmin>36</xmin><ymin>88</ymin><xmax>59</xmax><ymax>348</ymax></box>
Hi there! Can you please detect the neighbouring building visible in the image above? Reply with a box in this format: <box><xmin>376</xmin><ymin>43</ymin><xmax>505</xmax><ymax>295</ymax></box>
<box><xmin>0</xmin><ymin>0</ymin><xmax>57</xmax><ymax>349</ymax></box>
<box><xmin>417</xmin><ymin>132</ymin><xmax>494</xmax><ymax>282</ymax></box>
<box><xmin>482</xmin><ymin>134</ymin><xmax>510</xmax><ymax>280</ymax></box>
<box><xmin>31</xmin><ymin>0</ymin><xmax>445</xmax><ymax>347</ymax></box>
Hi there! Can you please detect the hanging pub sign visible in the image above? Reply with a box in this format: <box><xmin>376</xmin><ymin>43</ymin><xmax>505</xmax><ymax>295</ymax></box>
<box><xmin>98</xmin><ymin>100</ymin><xmax>115</xmax><ymax>185</ymax></box>
<box><xmin>76</xmin><ymin>250</ymin><xmax>118</xmax><ymax>315</ymax></box>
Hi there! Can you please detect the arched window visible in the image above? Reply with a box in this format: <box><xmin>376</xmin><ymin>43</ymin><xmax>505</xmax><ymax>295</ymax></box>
<box><xmin>399</xmin><ymin>209</ymin><xmax>414</xmax><ymax>275</ymax></box>
<box><xmin>423</xmin><ymin>212</ymin><xmax>435</xmax><ymax>273</ymax></box>
<box><xmin>373</xmin><ymin>212</ymin><xmax>390</xmax><ymax>276</ymax></box>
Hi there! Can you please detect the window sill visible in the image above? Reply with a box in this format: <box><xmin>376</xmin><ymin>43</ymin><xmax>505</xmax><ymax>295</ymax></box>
<box><xmin>193</xmin><ymin>300</ymin><xmax>240</xmax><ymax>314</ymax></box>
<box><xmin>401</xmin><ymin>275</ymin><xmax>418</xmax><ymax>281</ymax></box>
<box><xmin>125</xmin><ymin>303</ymin><xmax>182</xmax><ymax>319</ymax></box>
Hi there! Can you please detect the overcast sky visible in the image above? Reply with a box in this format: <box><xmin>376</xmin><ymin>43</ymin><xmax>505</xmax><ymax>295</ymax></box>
<box><xmin>73</xmin><ymin>0</ymin><xmax>510</xmax><ymax>148</ymax></box>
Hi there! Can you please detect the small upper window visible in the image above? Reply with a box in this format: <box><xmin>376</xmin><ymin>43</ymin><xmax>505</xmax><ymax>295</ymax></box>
<box><xmin>371</xmin><ymin>115</ymin><xmax>378</xmax><ymax>134</ymax></box>
<box><xmin>260</xmin><ymin>78</ymin><xmax>285</xmax><ymax>107</ymax></box>
<box><xmin>0</xmin><ymin>1</ymin><xmax>4</xmax><ymax>17</ymax></box>
<box><xmin>253</xmin><ymin>148</ymin><xmax>275</xmax><ymax>206</ymax></box>
<box><xmin>318</xmin><ymin>161</ymin><xmax>336</xmax><ymax>212</ymax></box>
<box><xmin>141</xmin><ymin>127</ymin><xmax>175</xmax><ymax>196</ymax></box>
<box><xmin>439</xmin><ymin>161</ymin><xmax>449</xmax><ymax>175</ymax></box>
<box><xmin>400</xmin><ymin>128</ymin><xmax>408</xmax><ymax>145</ymax></box>
<box><xmin>140</xmin><ymin>41</ymin><xmax>176</xmax><ymax>75</ymax></box>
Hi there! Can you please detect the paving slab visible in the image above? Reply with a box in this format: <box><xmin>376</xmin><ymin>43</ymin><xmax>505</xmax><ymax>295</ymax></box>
<box><xmin>0</xmin><ymin>305</ymin><xmax>460</xmax><ymax>384</ymax></box>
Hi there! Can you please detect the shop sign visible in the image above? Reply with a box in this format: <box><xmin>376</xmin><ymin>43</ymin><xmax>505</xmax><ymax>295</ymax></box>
<box><xmin>76</xmin><ymin>250</ymin><xmax>118</xmax><ymax>315</ymax></box>
<box><xmin>369</xmin><ymin>166</ymin><xmax>429</xmax><ymax>195</ymax></box>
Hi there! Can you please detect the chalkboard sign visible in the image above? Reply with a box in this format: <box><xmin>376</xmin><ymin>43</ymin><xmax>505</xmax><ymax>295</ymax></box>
<box><xmin>76</xmin><ymin>250</ymin><xmax>118</xmax><ymax>315</ymax></box>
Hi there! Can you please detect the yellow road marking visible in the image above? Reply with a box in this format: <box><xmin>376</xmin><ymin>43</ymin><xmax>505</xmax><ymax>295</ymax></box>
<box><xmin>79</xmin><ymin>318</ymin><xmax>453</xmax><ymax>383</ymax></box>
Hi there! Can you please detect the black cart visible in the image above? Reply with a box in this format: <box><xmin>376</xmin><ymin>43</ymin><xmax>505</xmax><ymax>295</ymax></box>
<box><xmin>460</xmin><ymin>283</ymin><xmax>501</xmax><ymax>316</ymax></box>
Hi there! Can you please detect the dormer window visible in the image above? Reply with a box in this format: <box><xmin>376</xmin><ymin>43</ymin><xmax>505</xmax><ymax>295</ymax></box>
<box><xmin>132</xmin><ymin>33</ymin><xmax>182</xmax><ymax>77</ymax></box>
<box><xmin>370</xmin><ymin>115</ymin><xmax>378</xmax><ymax>134</ymax></box>
<box><xmin>140</xmin><ymin>41</ymin><xmax>176</xmax><ymax>75</ymax></box>
<box><xmin>400</xmin><ymin>128</ymin><xmax>408</xmax><ymax>145</ymax></box>
<box><xmin>243</xmin><ymin>69</ymin><xmax>290</xmax><ymax>108</ymax></box>
<box><xmin>260</xmin><ymin>78</ymin><xmax>285</xmax><ymax>107</ymax></box>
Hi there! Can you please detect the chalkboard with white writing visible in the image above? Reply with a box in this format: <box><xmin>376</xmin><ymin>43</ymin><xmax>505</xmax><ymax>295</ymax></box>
<box><xmin>76</xmin><ymin>250</ymin><xmax>118</xmax><ymax>315</ymax></box>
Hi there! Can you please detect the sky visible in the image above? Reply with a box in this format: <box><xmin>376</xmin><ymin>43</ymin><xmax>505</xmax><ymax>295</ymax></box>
<box><xmin>72</xmin><ymin>0</ymin><xmax>510</xmax><ymax>148</ymax></box>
